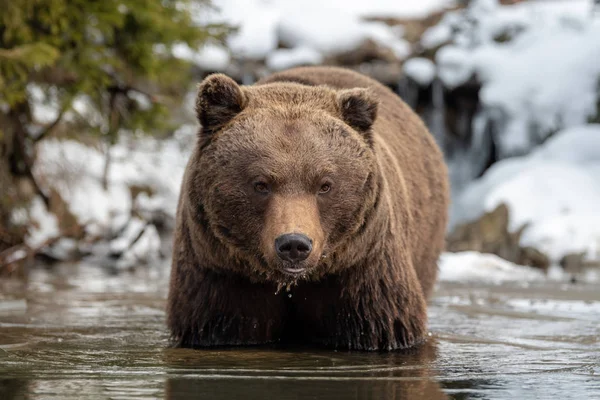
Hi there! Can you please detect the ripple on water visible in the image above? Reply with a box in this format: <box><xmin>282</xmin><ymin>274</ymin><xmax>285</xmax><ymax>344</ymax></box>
<box><xmin>0</xmin><ymin>263</ymin><xmax>599</xmax><ymax>400</ymax></box>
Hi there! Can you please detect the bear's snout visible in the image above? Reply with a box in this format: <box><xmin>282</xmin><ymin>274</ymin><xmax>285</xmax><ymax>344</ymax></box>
<box><xmin>275</xmin><ymin>233</ymin><xmax>313</xmax><ymax>263</ymax></box>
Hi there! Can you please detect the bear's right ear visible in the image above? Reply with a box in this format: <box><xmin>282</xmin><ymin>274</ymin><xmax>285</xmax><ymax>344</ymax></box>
<box><xmin>337</xmin><ymin>88</ymin><xmax>378</xmax><ymax>146</ymax></box>
<box><xmin>195</xmin><ymin>74</ymin><xmax>247</xmax><ymax>135</ymax></box>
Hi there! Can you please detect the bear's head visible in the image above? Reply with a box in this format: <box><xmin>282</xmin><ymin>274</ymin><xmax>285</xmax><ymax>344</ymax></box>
<box><xmin>189</xmin><ymin>74</ymin><xmax>380</xmax><ymax>285</ymax></box>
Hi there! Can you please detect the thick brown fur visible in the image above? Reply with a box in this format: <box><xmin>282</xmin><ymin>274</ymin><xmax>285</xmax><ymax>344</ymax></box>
<box><xmin>167</xmin><ymin>66</ymin><xmax>449</xmax><ymax>351</ymax></box>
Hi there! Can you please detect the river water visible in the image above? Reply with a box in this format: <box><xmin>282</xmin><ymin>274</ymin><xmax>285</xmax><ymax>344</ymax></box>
<box><xmin>0</xmin><ymin>262</ymin><xmax>598</xmax><ymax>399</ymax></box>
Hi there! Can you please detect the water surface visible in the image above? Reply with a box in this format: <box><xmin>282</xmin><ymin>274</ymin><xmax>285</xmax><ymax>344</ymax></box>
<box><xmin>1</xmin><ymin>262</ymin><xmax>598</xmax><ymax>399</ymax></box>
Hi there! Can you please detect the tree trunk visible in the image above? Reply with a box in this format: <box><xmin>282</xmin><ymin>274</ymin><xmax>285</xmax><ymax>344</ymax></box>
<box><xmin>102</xmin><ymin>91</ymin><xmax>120</xmax><ymax>190</ymax></box>
<box><xmin>0</xmin><ymin>111</ymin><xmax>25</xmax><ymax>251</ymax></box>
<box><xmin>102</xmin><ymin>142</ymin><xmax>112</xmax><ymax>190</ymax></box>
<box><xmin>0</xmin><ymin>102</ymin><xmax>46</xmax><ymax>251</ymax></box>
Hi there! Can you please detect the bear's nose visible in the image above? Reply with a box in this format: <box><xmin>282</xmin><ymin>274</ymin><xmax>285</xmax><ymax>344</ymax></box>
<box><xmin>275</xmin><ymin>233</ymin><xmax>313</xmax><ymax>262</ymax></box>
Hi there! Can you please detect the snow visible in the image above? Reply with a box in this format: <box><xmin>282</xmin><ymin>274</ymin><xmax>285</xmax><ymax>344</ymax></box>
<box><xmin>4</xmin><ymin>249</ymin><xmax>27</xmax><ymax>264</ymax></box>
<box><xmin>115</xmin><ymin>224</ymin><xmax>161</xmax><ymax>269</ymax></box>
<box><xmin>16</xmin><ymin>127</ymin><xmax>194</xmax><ymax>264</ymax></box>
<box><xmin>69</xmin><ymin>95</ymin><xmax>106</xmax><ymax>133</ymax></box>
<box><xmin>33</xmin><ymin>140</ymin><xmax>131</xmax><ymax>237</ymax></box>
<box><xmin>479</xmin><ymin>25</ymin><xmax>600</xmax><ymax>156</ymax></box>
<box><xmin>187</xmin><ymin>0</ymin><xmax>451</xmax><ymax>69</ymax></box>
<box><xmin>109</xmin><ymin>218</ymin><xmax>147</xmax><ymax>255</ymax></box>
<box><xmin>521</xmin><ymin>214</ymin><xmax>600</xmax><ymax>263</ymax></box>
<box><xmin>452</xmin><ymin>124</ymin><xmax>600</xmax><ymax>263</ymax></box>
<box><xmin>506</xmin><ymin>298</ymin><xmax>600</xmax><ymax>320</ymax></box>
<box><xmin>435</xmin><ymin>45</ymin><xmax>473</xmax><ymax>88</ymax></box>
<box><xmin>173</xmin><ymin>43</ymin><xmax>231</xmax><ymax>71</ymax></box>
<box><xmin>29</xmin><ymin>124</ymin><xmax>194</xmax><ymax>249</ymax></box>
<box><xmin>266</xmin><ymin>47</ymin><xmax>323</xmax><ymax>71</ymax></box>
<box><xmin>483</xmin><ymin>163</ymin><xmax>600</xmax><ymax>233</ymax></box>
<box><xmin>436</xmin><ymin>0</ymin><xmax>600</xmax><ymax>262</ymax></box>
<box><xmin>196</xmin><ymin>44</ymin><xmax>232</xmax><ymax>71</ymax></box>
<box><xmin>427</xmin><ymin>0</ymin><xmax>600</xmax><ymax>156</ymax></box>
<box><xmin>528</xmin><ymin>125</ymin><xmax>600</xmax><ymax>166</ymax></box>
<box><xmin>278</xmin><ymin>9</ymin><xmax>409</xmax><ymax>57</ymax></box>
<box><xmin>421</xmin><ymin>21</ymin><xmax>453</xmax><ymax>49</ymax></box>
<box><xmin>438</xmin><ymin>251</ymin><xmax>545</xmax><ymax>284</ymax></box>
<box><xmin>403</xmin><ymin>57</ymin><xmax>436</xmax><ymax>86</ymax></box>
<box><xmin>275</xmin><ymin>0</ymin><xmax>454</xmax><ymax>20</ymax></box>
<box><xmin>127</xmin><ymin>91</ymin><xmax>152</xmax><ymax>111</ymax></box>
<box><xmin>220</xmin><ymin>1</ymin><xmax>280</xmax><ymax>60</ymax></box>
<box><xmin>25</xmin><ymin>197</ymin><xmax>59</xmax><ymax>248</ymax></box>
<box><xmin>27</xmin><ymin>84</ymin><xmax>59</xmax><ymax>125</ymax></box>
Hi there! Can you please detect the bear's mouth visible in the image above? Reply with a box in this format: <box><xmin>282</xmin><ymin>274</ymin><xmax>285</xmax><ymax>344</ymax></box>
<box><xmin>281</xmin><ymin>264</ymin><xmax>307</xmax><ymax>275</ymax></box>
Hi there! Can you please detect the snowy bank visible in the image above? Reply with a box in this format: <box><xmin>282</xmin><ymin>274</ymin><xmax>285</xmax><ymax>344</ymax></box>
<box><xmin>20</xmin><ymin>126</ymin><xmax>196</xmax><ymax>267</ymax></box>
<box><xmin>426</xmin><ymin>0</ymin><xmax>600</xmax><ymax>157</ymax></box>
<box><xmin>438</xmin><ymin>251</ymin><xmax>598</xmax><ymax>284</ymax></box>
<box><xmin>182</xmin><ymin>0</ymin><xmax>455</xmax><ymax>70</ymax></box>
<box><xmin>438</xmin><ymin>251</ymin><xmax>544</xmax><ymax>284</ymax></box>
<box><xmin>451</xmin><ymin>125</ymin><xmax>600</xmax><ymax>264</ymax></box>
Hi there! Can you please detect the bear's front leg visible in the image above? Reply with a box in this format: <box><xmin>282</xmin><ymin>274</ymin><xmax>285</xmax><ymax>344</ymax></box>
<box><xmin>167</xmin><ymin>265</ymin><xmax>287</xmax><ymax>347</ymax></box>
<box><xmin>290</xmin><ymin>254</ymin><xmax>428</xmax><ymax>351</ymax></box>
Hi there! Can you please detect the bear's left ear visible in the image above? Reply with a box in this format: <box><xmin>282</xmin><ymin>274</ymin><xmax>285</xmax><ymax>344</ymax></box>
<box><xmin>195</xmin><ymin>74</ymin><xmax>247</xmax><ymax>135</ymax></box>
<box><xmin>337</xmin><ymin>88</ymin><xmax>378</xmax><ymax>144</ymax></box>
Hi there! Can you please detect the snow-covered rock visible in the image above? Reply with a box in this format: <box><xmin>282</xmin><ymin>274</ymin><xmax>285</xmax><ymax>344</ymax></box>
<box><xmin>435</xmin><ymin>45</ymin><xmax>474</xmax><ymax>89</ymax></box>
<box><xmin>186</xmin><ymin>0</ymin><xmax>452</xmax><ymax>71</ymax></box>
<box><xmin>23</xmin><ymin>197</ymin><xmax>60</xmax><ymax>248</ymax></box>
<box><xmin>173</xmin><ymin>43</ymin><xmax>231</xmax><ymax>71</ymax></box>
<box><xmin>403</xmin><ymin>57</ymin><xmax>436</xmax><ymax>86</ymax></box>
<box><xmin>266</xmin><ymin>47</ymin><xmax>324</xmax><ymax>71</ymax></box>
<box><xmin>109</xmin><ymin>218</ymin><xmax>147</xmax><ymax>255</ymax></box>
<box><xmin>426</xmin><ymin>0</ymin><xmax>600</xmax><ymax>156</ymax></box>
<box><xmin>115</xmin><ymin>224</ymin><xmax>162</xmax><ymax>269</ymax></box>
<box><xmin>25</xmin><ymin>125</ymin><xmax>194</xmax><ymax>250</ymax></box>
<box><xmin>438</xmin><ymin>251</ymin><xmax>545</xmax><ymax>284</ymax></box>
<box><xmin>452</xmin><ymin>124</ymin><xmax>600</xmax><ymax>263</ymax></box>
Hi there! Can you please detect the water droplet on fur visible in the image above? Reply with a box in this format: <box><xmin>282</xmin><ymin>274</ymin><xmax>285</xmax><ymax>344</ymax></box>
<box><xmin>288</xmin><ymin>294</ymin><xmax>292</xmax><ymax>298</ymax></box>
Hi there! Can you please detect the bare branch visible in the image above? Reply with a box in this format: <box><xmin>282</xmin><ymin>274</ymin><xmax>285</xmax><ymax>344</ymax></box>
<box><xmin>33</xmin><ymin>103</ymin><xmax>70</xmax><ymax>142</ymax></box>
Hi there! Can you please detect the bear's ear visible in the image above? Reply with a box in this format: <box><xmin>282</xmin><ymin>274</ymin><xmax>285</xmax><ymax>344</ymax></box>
<box><xmin>337</xmin><ymin>88</ymin><xmax>378</xmax><ymax>144</ymax></box>
<box><xmin>195</xmin><ymin>74</ymin><xmax>247</xmax><ymax>135</ymax></box>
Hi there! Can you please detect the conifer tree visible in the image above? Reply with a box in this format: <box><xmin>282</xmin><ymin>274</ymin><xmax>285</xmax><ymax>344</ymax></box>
<box><xmin>0</xmin><ymin>0</ymin><xmax>227</xmax><ymax>250</ymax></box>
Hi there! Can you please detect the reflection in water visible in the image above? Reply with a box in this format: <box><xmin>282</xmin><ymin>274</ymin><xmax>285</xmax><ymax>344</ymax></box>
<box><xmin>0</xmin><ymin>379</ymin><xmax>28</xmax><ymax>400</ymax></box>
<box><xmin>0</xmin><ymin>262</ymin><xmax>599</xmax><ymax>399</ymax></box>
<box><xmin>163</xmin><ymin>342</ymin><xmax>447</xmax><ymax>400</ymax></box>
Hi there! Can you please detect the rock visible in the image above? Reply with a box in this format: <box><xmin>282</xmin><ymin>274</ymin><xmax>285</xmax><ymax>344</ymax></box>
<box><xmin>446</xmin><ymin>203</ymin><xmax>550</xmax><ymax>270</ymax></box>
<box><xmin>328</xmin><ymin>39</ymin><xmax>399</xmax><ymax>66</ymax></box>
<box><xmin>0</xmin><ymin>245</ymin><xmax>31</xmax><ymax>279</ymax></box>
<box><xmin>559</xmin><ymin>252</ymin><xmax>600</xmax><ymax>274</ymax></box>
<box><xmin>48</xmin><ymin>189</ymin><xmax>84</xmax><ymax>239</ymax></box>
<box><xmin>518</xmin><ymin>246</ymin><xmax>550</xmax><ymax>271</ymax></box>
<box><xmin>37</xmin><ymin>238</ymin><xmax>84</xmax><ymax>262</ymax></box>
<box><xmin>350</xmin><ymin>62</ymin><xmax>404</xmax><ymax>88</ymax></box>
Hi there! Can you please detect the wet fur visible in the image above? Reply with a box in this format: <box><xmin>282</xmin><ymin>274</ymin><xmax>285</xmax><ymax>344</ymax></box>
<box><xmin>168</xmin><ymin>66</ymin><xmax>449</xmax><ymax>350</ymax></box>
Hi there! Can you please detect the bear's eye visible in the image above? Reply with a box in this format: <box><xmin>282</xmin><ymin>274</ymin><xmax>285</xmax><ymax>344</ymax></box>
<box><xmin>319</xmin><ymin>183</ymin><xmax>332</xmax><ymax>194</ymax></box>
<box><xmin>254</xmin><ymin>182</ymin><xmax>270</xmax><ymax>194</ymax></box>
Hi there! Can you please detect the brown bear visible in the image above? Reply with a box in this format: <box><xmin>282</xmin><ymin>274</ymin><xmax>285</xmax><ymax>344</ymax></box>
<box><xmin>167</xmin><ymin>66</ymin><xmax>449</xmax><ymax>351</ymax></box>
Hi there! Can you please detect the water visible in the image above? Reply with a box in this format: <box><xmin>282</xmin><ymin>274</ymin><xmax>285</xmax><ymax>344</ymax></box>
<box><xmin>1</xmin><ymin>262</ymin><xmax>598</xmax><ymax>399</ymax></box>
